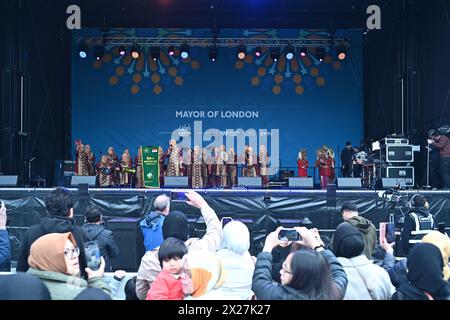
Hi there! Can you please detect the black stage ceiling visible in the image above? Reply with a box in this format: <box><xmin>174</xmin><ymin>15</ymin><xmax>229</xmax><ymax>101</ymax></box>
<box><xmin>1</xmin><ymin>188</ymin><xmax>449</xmax><ymax>262</ymax></box>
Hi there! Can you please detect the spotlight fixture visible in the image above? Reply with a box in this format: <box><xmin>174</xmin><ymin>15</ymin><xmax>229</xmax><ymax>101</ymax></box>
<box><xmin>131</xmin><ymin>44</ymin><xmax>140</xmax><ymax>59</ymax></box>
<box><xmin>270</xmin><ymin>47</ymin><xmax>280</xmax><ymax>62</ymax></box>
<box><xmin>299</xmin><ymin>47</ymin><xmax>307</xmax><ymax>57</ymax></box>
<box><xmin>237</xmin><ymin>45</ymin><xmax>246</xmax><ymax>60</ymax></box>
<box><xmin>254</xmin><ymin>47</ymin><xmax>262</xmax><ymax>57</ymax></box>
<box><xmin>316</xmin><ymin>47</ymin><xmax>325</xmax><ymax>62</ymax></box>
<box><xmin>209</xmin><ymin>46</ymin><xmax>218</xmax><ymax>62</ymax></box>
<box><xmin>118</xmin><ymin>46</ymin><xmax>126</xmax><ymax>56</ymax></box>
<box><xmin>168</xmin><ymin>46</ymin><xmax>175</xmax><ymax>56</ymax></box>
<box><xmin>94</xmin><ymin>45</ymin><xmax>104</xmax><ymax>61</ymax></box>
<box><xmin>336</xmin><ymin>45</ymin><xmax>347</xmax><ymax>60</ymax></box>
<box><xmin>285</xmin><ymin>44</ymin><xmax>294</xmax><ymax>60</ymax></box>
<box><xmin>151</xmin><ymin>46</ymin><xmax>161</xmax><ymax>61</ymax></box>
<box><xmin>78</xmin><ymin>42</ymin><xmax>88</xmax><ymax>59</ymax></box>
<box><xmin>180</xmin><ymin>43</ymin><xmax>190</xmax><ymax>59</ymax></box>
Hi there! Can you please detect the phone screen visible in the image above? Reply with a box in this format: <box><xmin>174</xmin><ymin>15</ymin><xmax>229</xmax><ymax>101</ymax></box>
<box><xmin>84</xmin><ymin>241</ymin><xmax>101</xmax><ymax>271</ymax></box>
<box><xmin>380</xmin><ymin>222</ymin><xmax>396</xmax><ymax>244</ymax></box>
<box><xmin>170</xmin><ymin>192</ymin><xmax>187</xmax><ymax>202</ymax></box>
<box><xmin>278</xmin><ymin>228</ymin><xmax>300</xmax><ymax>241</ymax></box>
<box><xmin>221</xmin><ymin>217</ymin><xmax>233</xmax><ymax>228</ymax></box>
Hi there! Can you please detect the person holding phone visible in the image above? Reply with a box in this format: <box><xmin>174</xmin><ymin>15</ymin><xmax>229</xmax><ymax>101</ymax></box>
<box><xmin>0</xmin><ymin>201</ymin><xmax>11</xmax><ymax>271</ymax></box>
<box><xmin>252</xmin><ymin>227</ymin><xmax>347</xmax><ymax>300</ymax></box>
<box><xmin>26</xmin><ymin>232</ymin><xmax>111</xmax><ymax>300</ymax></box>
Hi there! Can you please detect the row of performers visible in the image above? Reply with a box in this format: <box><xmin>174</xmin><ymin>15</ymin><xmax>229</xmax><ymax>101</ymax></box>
<box><xmin>74</xmin><ymin>141</ymin><xmax>336</xmax><ymax>189</ymax></box>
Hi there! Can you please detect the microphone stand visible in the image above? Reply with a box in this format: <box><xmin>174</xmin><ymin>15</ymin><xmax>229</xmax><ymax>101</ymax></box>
<box><xmin>425</xmin><ymin>141</ymin><xmax>431</xmax><ymax>189</ymax></box>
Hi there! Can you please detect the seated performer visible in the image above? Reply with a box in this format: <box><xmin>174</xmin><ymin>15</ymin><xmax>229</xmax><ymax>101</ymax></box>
<box><xmin>97</xmin><ymin>155</ymin><xmax>114</xmax><ymax>187</ymax></box>
<box><xmin>297</xmin><ymin>149</ymin><xmax>309</xmax><ymax>177</ymax></box>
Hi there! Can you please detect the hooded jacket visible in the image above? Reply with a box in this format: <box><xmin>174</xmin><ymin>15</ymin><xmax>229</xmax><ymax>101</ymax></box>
<box><xmin>17</xmin><ymin>215</ymin><xmax>90</xmax><ymax>277</ymax></box>
<box><xmin>140</xmin><ymin>211</ymin><xmax>165</xmax><ymax>252</ymax></box>
<box><xmin>0</xmin><ymin>229</ymin><xmax>11</xmax><ymax>271</ymax></box>
<box><xmin>346</xmin><ymin>216</ymin><xmax>377</xmax><ymax>259</ymax></box>
<box><xmin>82</xmin><ymin>223</ymin><xmax>119</xmax><ymax>271</ymax></box>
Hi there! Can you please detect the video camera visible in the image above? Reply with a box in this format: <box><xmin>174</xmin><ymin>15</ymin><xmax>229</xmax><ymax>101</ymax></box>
<box><xmin>380</xmin><ymin>188</ymin><xmax>404</xmax><ymax>206</ymax></box>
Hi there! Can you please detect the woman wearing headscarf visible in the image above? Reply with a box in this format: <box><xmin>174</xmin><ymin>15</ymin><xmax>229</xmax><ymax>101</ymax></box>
<box><xmin>26</xmin><ymin>232</ymin><xmax>111</xmax><ymax>300</ymax></box>
<box><xmin>216</xmin><ymin>221</ymin><xmax>255</xmax><ymax>299</ymax></box>
<box><xmin>332</xmin><ymin>222</ymin><xmax>395</xmax><ymax>300</ymax></box>
<box><xmin>392</xmin><ymin>243</ymin><xmax>450</xmax><ymax>300</ymax></box>
<box><xmin>183</xmin><ymin>250</ymin><xmax>230</xmax><ymax>300</ymax></box>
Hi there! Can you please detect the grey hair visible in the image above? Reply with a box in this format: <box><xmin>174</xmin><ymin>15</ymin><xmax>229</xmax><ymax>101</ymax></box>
<box><xmin>153</xmin><ymin>194</ymin><xmax>170</xmax><ymax>212</ymax></box>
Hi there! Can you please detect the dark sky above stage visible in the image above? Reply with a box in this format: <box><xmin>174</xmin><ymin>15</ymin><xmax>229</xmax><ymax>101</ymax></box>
<box><xmin>65</xmin><ymin>0</ymin><xmax>387</xmax><ymax>29</ymax></box>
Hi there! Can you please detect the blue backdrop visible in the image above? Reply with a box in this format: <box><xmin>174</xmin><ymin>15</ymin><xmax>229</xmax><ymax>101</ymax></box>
<box><xmin>72</xmin><ymin>28</ymin><xmax>363</xmax><ymax>173</ymax></box>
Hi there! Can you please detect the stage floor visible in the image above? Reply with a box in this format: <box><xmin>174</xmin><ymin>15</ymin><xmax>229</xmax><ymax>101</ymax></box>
<box><xmin>1</xmin><ymin>187</ymin><xmax>449</xmax><ymax>262</ymax></box>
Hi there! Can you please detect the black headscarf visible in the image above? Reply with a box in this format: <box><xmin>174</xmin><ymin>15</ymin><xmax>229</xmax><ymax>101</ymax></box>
<box><xmin>332</xmin><ymin>222</ymin><xmax>365</xmax><ymax>258</ymax></box>
<box><xmin>162</xmin><ymin>211</ymin><xmax>188</xmax><ymax>241</ymax></box>
<box><xmin>0</xmin><ymin>273</ymin><xmax>51</xmax><ymax>300</ymax></box>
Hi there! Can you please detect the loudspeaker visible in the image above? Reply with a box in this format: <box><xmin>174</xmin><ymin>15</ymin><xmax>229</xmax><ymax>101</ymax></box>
<box><xmin>106</xmin><ymin>218</ymin><xmax>145</xmax><ymax>271</ymax></box>
<box><xmin>164</xmin><ymin>176</ymin><xmax>188</xmax><ymax>188</ymax></box>
<box><xmin>381</xmin><ymin>178</ymin><xmax>406</xmax><ymax>189</ymax></box>
<box><xmin>0</xmin><ymin>175</ymin><xmax>18</xmax><ymax>187</ymax></box>
<box><xmin>71</xmin><ymin>176</ymin><xmax>96</xmax><ymax>187</ymax></box>
<box><xmin>288</xmin><ymin>177</ymin><xmax>314</xmax><ymax>189</ymax></box>
<box><xmin>327</xmin><ymin>184</ymin><xmax>337</xmax><ymax>207</ymax></box>
<box><xmin>280</xmin><ymin>170</ymin><xmax>294</xmax><ymax>181</ymax></box>
<box><xmin>337</xmin><ymin>178</ymin><xmax>362</xmax><ymax>189</ymax></box>
<box><xmin>238</xmin><ymin>177</ymin><xmax>262</xmax><ymax>188</ymax></box>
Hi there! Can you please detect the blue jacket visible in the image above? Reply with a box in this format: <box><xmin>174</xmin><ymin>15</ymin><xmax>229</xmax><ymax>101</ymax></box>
<box><xmin>0</xmin><ymin>229</ymin><xmax>11</xmax><ymax>271</ymax></box>
<box><xmin>140</xmin><ymin>212</ymin><xmax>165</xmax><ymax>252</ymax></box>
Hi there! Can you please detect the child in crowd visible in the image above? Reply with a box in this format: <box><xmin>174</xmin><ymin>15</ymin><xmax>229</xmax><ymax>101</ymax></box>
<box><xmin>145</xmin><ymin>237</ymin><xmax>190</xmax><ymax>300</ymax></box>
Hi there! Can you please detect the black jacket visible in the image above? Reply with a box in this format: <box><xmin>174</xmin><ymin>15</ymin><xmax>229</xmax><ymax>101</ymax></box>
<box><xmin>82</xmin><ymin>223</ymin><xmax>119</xmax><ymax>271</ymax></box>
<box><xmin>17</xmin><ymin>216</ymin><xmax>90</xmax><ymax>278</ymax></box>
<box><xmin>400</xmin><ymin>208</ymin><xmax>434</xmax><ymax>256</ymax></box>
<box><xmin>252</xmin><ymin>250</ymin><xmax>348</xmax><ymax>300</ymax></box>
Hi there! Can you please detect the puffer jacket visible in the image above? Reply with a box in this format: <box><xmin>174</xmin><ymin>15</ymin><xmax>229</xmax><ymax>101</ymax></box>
<box><xmin>82</xmin><ymin>223</ymin><xmax>120</xmax><ymax>271</ymax></box>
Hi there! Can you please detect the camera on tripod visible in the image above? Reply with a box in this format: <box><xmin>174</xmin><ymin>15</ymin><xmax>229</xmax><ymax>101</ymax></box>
<box><xmin>380</xmin><ymin>188</ymin><xmax>404</xmax><ymax>206</ymax></box>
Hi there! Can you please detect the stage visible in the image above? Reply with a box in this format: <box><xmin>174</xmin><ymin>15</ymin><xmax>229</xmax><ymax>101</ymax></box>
<box><xmin>1</xmin><ymin>187</ymin><xmax>449</xmax><ymax>263</ymax></box>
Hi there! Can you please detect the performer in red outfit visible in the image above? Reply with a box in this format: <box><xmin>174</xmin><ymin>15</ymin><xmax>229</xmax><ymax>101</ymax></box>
<box><xmin>297</xmin><ymin>149</ymin><xmax>309</xmax><ymax>177</ymax></box>
<box><xmin>315</xmin><ymin>146</ymin><xmax>332</xmax><ymax>189</ymax></box>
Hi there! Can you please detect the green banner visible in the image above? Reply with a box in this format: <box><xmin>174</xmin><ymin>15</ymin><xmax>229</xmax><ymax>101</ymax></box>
<box><xmin>142</xmin><ymin>146</ymin><xmax>160</xmax><ymax>188</ymax></box>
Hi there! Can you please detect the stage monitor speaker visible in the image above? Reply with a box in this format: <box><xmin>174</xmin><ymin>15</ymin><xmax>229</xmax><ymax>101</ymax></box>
<box><xmin>381</xmin><ymin>178</ymin><xmax>406</xmax><ymax>189</ymax></box>
<box><xmin>106</xmin><ymin>218</ymin><xmax>145</xmax><ymax>271</ymax></box>
<box><xmin>288</xmin><ymin>177</ymin><xmax>314</xmax><ymax>189</ymax></box>
<box><xmin>164</xmin><ymin>176</ymin><xmax>188</xmax><ymax>188</ymax></box>
<box><xmin>0</xmin><ymin>175</ymin><xmax>18</xmax><ymax>187</ymax></box>
<box><xmin>238</xmin><ymin>177</ymin><xmax>262</xmax><ymax>188</ymax></box>
<box><xmin>337</xmin><ymin>178</ymin><xmax>362</xmax><ymax>189</ymax></box>
<box><xmin>71</xmin><ymin>175</ymin><xmax>96</xmax><ymax>187</ymax></box>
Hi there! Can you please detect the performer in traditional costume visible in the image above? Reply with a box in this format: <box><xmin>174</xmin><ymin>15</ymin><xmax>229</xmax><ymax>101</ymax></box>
<box><xmin>191</xmin><ymin>145</ymin><xmax>203</xmax><ymax>189</ymax></box>
<box><xmin>297</xmin><ymin>149</ymin><xmax>309</xmax><ymax>177</ymax></box>
<box><xmin>242</xmin><ymin>146</ymin><xmax>257</xmax><ymax>177</ymax></box>
<box><xmin>158</xmin><ymin>146</ymin><xmax>165</xmax><ymax>188</ymax></box>
<box><xmin>123</xmin><ymin>149</ymin><xmax>133</xmax><ymax>167</ymax></box>
<box><xmin>74</xmin><ymin>141</ymin><xmax>89</xmax><ymax>176</ymax></box>
<box><xmin>96</xmin><ymin>155</ymin><xmax>114</xmax><ymax>187</ymax></box>
<box><xmin>315</xmin><ymin>145</ymin><xmax>333</xmax><ymax>189</ymax></box>
<box><xmin>258</xmin><ymin>145</ymin><xmax>270</xmax><ymax>188</ymax></box>
<box><xmin>227</xmin><ymin>147</ymin><xmax>238</xmax><ymax>187</ymax></box>
<box><xmin>106</xmin><ymin>147</ymin><xmax>119</xmax><ymax>186</ymax></box>
<box><xmin>166</xmin><ymin>140</ymin><xmax>180</xmax><ymax>177</ymax></box>
<box><xmin>85</xmin><ymin>144</ymin><xmax>96</xmax><ymax>176</ymax></box>
<box><xmin>134</xmin><ymin>147</ymin><xmax>144</xmax><ymax>188</ymax></box>
<box><xmin>119</xmin><ymin>153</ymin><xmax>133</xmax><ymax>187</ymax></box>
<box><xmin>328</xmin><ymin>148</ymin><xmax>336</xmax><ymax>183</ymax></box>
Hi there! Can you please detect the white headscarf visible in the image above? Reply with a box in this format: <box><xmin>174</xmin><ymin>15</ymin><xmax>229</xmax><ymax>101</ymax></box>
<box><xmin>221</xmin><ymin>221</ymin><xmax>250</xmax><ymax>255</ymax></box>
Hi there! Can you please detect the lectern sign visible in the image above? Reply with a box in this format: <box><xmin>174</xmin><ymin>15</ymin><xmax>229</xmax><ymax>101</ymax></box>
<box><xmin>142</xmin><ymin>146</ymin><xmax>160</xmax><ymax>188</ymax></box>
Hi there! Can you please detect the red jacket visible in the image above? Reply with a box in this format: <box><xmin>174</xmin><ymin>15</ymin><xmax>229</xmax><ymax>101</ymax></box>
<box><xmin>297</xmin><ymin>159</ymin><xmax>309</xmax><ymax>177</ymax></box>
<box><xmin>145</xmin><ymin>271</ymin><xmax>184</xmax><ymax>300</ymax></box>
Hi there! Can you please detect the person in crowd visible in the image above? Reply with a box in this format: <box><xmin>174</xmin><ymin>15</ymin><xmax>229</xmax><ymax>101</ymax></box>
<box><xmin>0</xmin><ymin>273</ymin><xmax>51</xmax><ymax>300</ymax></box>
<box><xmin>332</xmin><ymin>222</ymin><xmax>395</xmax><ymax>300</ymax></box>
<box><xmin>82</xmin><ymin>207</ymin><xmax>119</xmax><ymax>271</ymax></box>
<box><xmin>331</xmin><ymin>202</ymin><xmax>377</xmax><ymax>259</ymax></box>
<box><xmin>387</xmin><ymin>230</ymin><xmax>450</xmax><ymax>288</ymax></box>
<box><xmin>428</xmin><ymin>130</ymin><xmax>450</xmax><ymax>189</ymax></box>
<box><xmin>85</xmin><ymin>144</ymin><xmax>96</xmax><ymax>176</ymax></box>
<box><xmin>146</xmin><ymin>237</ymin><xmax>189</xmax><ymax>300</ymax></box>
<box><xmin>392</xmin><ymin>243</ymin><xmax>450</xmax><ymax>300</ymax></box>
<box><xmin>183</xmin><ymin>249</ymin><xmax>229</xmax><ymax>300</ymax></box>
<box><xmin>96</xmin><ymin>155</ymin><xmax>114</xmax><ymax>187</ymax></box>
<box><xmin>400</xmin><ymin>194</ymin><xmax>434</xmax><ymax>256</ymax></box>
<box><xmin>17</xmin><ymin>188</ymin><xmax>90</xmax><ymax>277</ymax></box>
<box><xmin>340</xmin><ymin>142</ymin><xmax>355</xmax><ymax>178</ymax></box>
<box><xmin>135</xmin><ymin>190</ymin><xmax>222</xmax><ymax>300</ymax></box>
<box><xmin>0</xmin><ymin>201</ymin><xmax>11</xmax><ymax>271</ymax></box>
<box><xmin>216</xmin><ymin>221</ymin><xmax>255</xmax><ymax>300</ymax></box>
<box><xmin>297</xmin><ymin>149</ymin><xmax>309</xmax><ymax>177</ymax></box>
<box><xmin>252</xmin><ymin>227</ymin><xmax>347</xmax><ymax>300</ymax></box>
<box><xmin>135</xmin><ymin>147</ymin><xmax>144</xmax><ymax>188</ymax></box>
<box><xmin>26</xmin><ymin>232</ymin><xmax>111</xmax><ymax>300</ymax></box>
<box><xmin>140</xmin><ymin>194</ymin><xmax>170</xmax><ymax>252</ymax></box>
<box><xmin>74</xmin><ymin>287</ymin><xmax>112</xmax><ymax>300</ymax></box>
